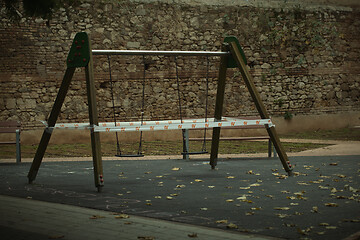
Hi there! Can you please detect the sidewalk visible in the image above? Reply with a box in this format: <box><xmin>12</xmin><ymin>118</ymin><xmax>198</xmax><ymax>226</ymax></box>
<box><xmin>2</xmin><ymin>138</ymin><xmax>359</xmax><ymax>163</ymax></box>
<box><xmin>0</xmin><ymin>195</ymin><xmax>279</xmax><ymax>240</ymax></box>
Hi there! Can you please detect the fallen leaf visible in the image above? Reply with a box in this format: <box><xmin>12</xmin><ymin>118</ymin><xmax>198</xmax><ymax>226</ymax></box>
<box><xmin>226</xmin><ymin>176</ymin><xmax>235</xmax><ymax>179</ymax></box>
<box><xmin>227</xmin><ymin>223</ymin><xmax>238</xmax><ymax>229</ymax></box>
<box><xmin>297</xmin><ymin>228</ymin><xmax>308</xmax><ymax>235</ymax></box>
<box><xmin>172</xmin><ymin>167</ymin><xmax>180</xmax><ymax>171</ymax></box>
<box><xmin>250</xmin><ymin>183</ymin><xmax>261</xmax><ymax>187</ymax></box>
<box><xmin>319</xmin><ymin>223</ymin><xmax>330</xmax><ymax>226</ymax></box>
<box><xmin>188</xmin><ymin>233</ymin><xmax>198</xmax><ymax>238</ymax></box>
<box><xmin>335</xmin><ymin>195</ymin><xmax>347</xmax><ymax>199</ymax></box>
<box><xmin>166</xmin><ymin>196</ymin><xmax>173</xmax><ymax>200</ymax></box>
<box><xmin>239</xmin><ymin>187</ymin><xmax>250</xmax><ymax>190</ymax></box>
<box><xmin>290</xmin><ymin>203</ymin><xmax>299</xmax><ymax>206</ymax></box>
<box><xmin>317</xmin><ymin>231</ymin><xmax>326</xmax><ymax>235</ymax></box>
<box><xmin>281</xmin><ymin>190</ymin><xmax>291</xmax><ymax>194</ymax></box>
<box><xmin>336</xmin><ymin>174</ymin><xmax>346</xmax><ymax>178</ymax></box>
<box><xmin>194</xmin><ymin>179</ymin><xmax>203</xmax><ymax>182</ymax></box>
<box><xmin>311</xmin><ymin>206</ymin><xmax>319</xmax><ymax>213</ymax></box>
<box><xmin>274</xmin><ymin>207</ymin><xmax>290</xmax><ymax>210</ymax></box>
<box><xmin>138</xmin><ymin>236</ymin><xmax>155</xmax><ymax>240</ymax></box>
<box><xmin>124</xmin><ymin>222</ymin><xmax>132</xmax><ymax>225</ymax></box>
<box><xmin>226</xmin><ymin>199</ymin><xmax>234</xmax><ymax>203</ymax></box>
<box><xmin>176</xmin><ymin>185</ymin><xmax>186</xmax><ymax>188</ymax></box>
<box><xmin>250</xmin><ymin>207</ymin><xmax>262</xmax><ymax>211</ymax></box>
<box><xmin>325</xmin><ymin>203</ymin><xmax>338</xmax><ymax>207</ymax></box>
<box><xmin>297</xmin><ymin>182</ymin><xmax>310</xmax><ymax>186</ymax></box>
<box><xmin>246</xmin><ymin>211</ymin><xmax>255</xmax><ymax>216</ymax></box>
<box><xmin>114</xmin><ymin>214</ymin><xmax>130</xmax><ymax>219</ymax></box>
<box><xmin>208</xmin><ymin>186</ymin><xmax>215</xmax><ymax>188</ymax></box>
<box><xmin>326</xmin><ymin>226</ymin><xmax>337</xmax><ymax>230</ymax></box>
<box><xmin>144</xmin><ymin>171</ymin><xmax>152</xmax><ymax>174</ymax></box>
<box><xmin>170</xmin><ymin>193</ymin><xmax>178</xmax><ymax>196</ymax></box>
<box><xmin>156</xmin><ymin>175</ymin><xmax>163</xmax><ymax>178</ymax></box>
<box><xmin>342</xmin><ymin>219</ymin><xmax>360</xmax><ymax>223</ymax></box>
<box><xmin>154</xmin><ymin>196</ymin><xmax>162</xmax><ymax>199</ymax></box>
<box><xmin>329</xmin><ymin>163</ymin><xmax>338</xmax><ymax>166</ymax></box>
<box><xmin>246</xmin><ymin>170</ymin><xmax>255</xmax><ymax>175</ymax></box>
<box><xmin>215</xmin><ymin>219</ymin><xmax>228</xmax><ymax>224</ymax></box>
<box><xmin>146</xmin><ymin>203</ymin><xmax>152</xmax><ymax>206</ymax></box>
<box><xmin>237</xmin><ymin>196</ymin><xmax>247</xmax><ymax>200</ymax></box>
<box><xmin>276</xmin><ymin>214</ymin><xmax>291</xmax><ymax>218</ymax></box>
<box><xmin>200</xmin><ymin>208</ymin><xmax>208</xmax><ymax>211</ymax></box>
<box><xmin>319</xmin><ymin>185</ymin><xmax>329</xmax><ymax>190</ymax></box>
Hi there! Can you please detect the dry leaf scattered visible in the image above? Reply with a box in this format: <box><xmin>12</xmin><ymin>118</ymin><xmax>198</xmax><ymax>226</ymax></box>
<box><xmin>215</xmin><ymin>219</ymin><xmax>228</xmax><ymax>224</ymax></box>
<box><xmin>227</xmin><ymin>223</ymin><xmax>238</xmax><ymax>229</ymax></box>
<box><xmin>138</xmin><ymin>236</ymin><xmax>155</xmax><ymax>240</ymax></box>
<box><xmin>274</xmin><ymin>207</ymin><xmax>290</xmax><ymax>210</ymax></box>
<box><xmin>188</xmin><ymin>233</ymin><xmax>198</xmax><ymax>238</ymax></box>
<box><xmin>114</xmin><ymin>214</ymin><xmax>130</xmax><ymax>219</ymax></box>
<box><xmin>324</xmin><ymin>203</ymin><xmax>339</xmax><ymax>207</ymax></box>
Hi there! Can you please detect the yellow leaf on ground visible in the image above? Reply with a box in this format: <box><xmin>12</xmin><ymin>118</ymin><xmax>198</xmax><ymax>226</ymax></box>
<box><xmin>227</xmin><ymin>223</ymin><xmax>238</xmax><ymax>229</ymax></box>
<box><xmin>227</xmin><ymin>176</ymin><xmax>235</xmax><ymax>179</ymax></box>
<box><xmin>274</xmin><ymin>207</ymin><xmax>290</xmax><ymax>210</ymax></box>
<box><xmin>226</xmin><ymin>199</ymin><xmax>234</xmax><ymax>203</ymax></box>
<box><xmin>326</xmin><ymin>226</ymin><xmax>337</xmax><ymax>230</ymax></box>
<box><xmin>325</xmin><ymin>203</ymin><xmax>339</xmax><ymax>207</ymax></box>
<box><xmin>172</xmin><ymin>167</ymin><xmax>180</xmax><ymax>171</ymax></box>
<box><xmin>195</xmin><ymin>179</ymin><xmax>203</xmax><ymax>182</ymax></box>
<box><xmin>114</xmin><ymin>214</ymin><xmax>130</xmax><ymax>219</ymax></box>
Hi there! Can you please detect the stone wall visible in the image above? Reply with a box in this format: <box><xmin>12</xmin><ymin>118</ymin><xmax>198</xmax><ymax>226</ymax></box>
<box><xmin>0</xmin><ymin>0</ymin><xmax>359</xmax><ymax>131</ymax></box>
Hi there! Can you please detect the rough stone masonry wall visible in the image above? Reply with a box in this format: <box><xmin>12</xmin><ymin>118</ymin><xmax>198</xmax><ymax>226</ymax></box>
<box><xmin>0</xmin><ymin>0</ymin><xmax>359</xmax><ymax>130</ymax></box>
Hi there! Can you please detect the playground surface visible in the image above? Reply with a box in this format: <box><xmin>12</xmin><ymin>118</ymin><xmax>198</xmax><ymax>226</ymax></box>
<box><xmin>0</xmin><ymin>141</ymin><xmax>359</xmax><ymax>240</ymax></box>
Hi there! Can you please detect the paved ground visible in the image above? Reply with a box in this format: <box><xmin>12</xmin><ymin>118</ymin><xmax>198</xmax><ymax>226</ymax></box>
<box><xmin>0</xmin><ymin>140</ymin><xmax>359</xmax><ymax>240</ymax></box>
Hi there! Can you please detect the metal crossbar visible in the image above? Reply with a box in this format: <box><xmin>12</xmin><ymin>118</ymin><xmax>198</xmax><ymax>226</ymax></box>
<box><xmin>92</xmin><ymin>50</ymin><xmax>230</xmax><ymax>56</ymax></box>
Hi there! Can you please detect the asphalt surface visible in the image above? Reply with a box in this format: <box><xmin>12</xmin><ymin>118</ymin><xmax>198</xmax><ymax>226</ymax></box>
<box><xmin>0</xmin><ymin>155</ymin><xmax>359</xmax><ymax>239</ymax></box>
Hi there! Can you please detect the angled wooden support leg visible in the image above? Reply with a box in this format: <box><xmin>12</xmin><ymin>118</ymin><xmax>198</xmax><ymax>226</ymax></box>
<box><xmin>228</xmin><ymin>41</ymin><xmax>292</xmax><ymax>175</ymax></box>
<box><xmin>210</xmin><ymin>44</ymin><xmax>229</xmax><ymax>169</ymax></box>
<box><xmin>28</xmin><ymin>67</ymin><xmax>76</xmax><ymax>183</ymax></box>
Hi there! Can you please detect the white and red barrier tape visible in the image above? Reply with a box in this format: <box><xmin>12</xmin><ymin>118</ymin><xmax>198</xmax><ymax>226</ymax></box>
<box><xmin>41</xmin><ymin>117</ymin><xmax>274</xmax><ymax>132</ymax></box>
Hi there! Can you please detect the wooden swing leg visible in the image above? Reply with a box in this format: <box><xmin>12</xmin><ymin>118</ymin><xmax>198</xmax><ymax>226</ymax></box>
<box><xmin>228</xmin><ymin>41</ymin><xmax>292</xmax><ymax>175</ymax></box>
<box><xmin>28</xmin><ymin>68</ymin><xmax>75</xmax><ymax>183</ymax></box>
<box><xmin>210</xmin><ymin>44</ymin><xmax>229</xmax><ymax>169</ymax></box>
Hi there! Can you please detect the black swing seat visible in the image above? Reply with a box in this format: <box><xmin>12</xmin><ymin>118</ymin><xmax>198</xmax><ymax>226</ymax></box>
<box><xmin>181</xmin><ymin>151</ymin><xmax>208</xmax><ymax>155</ymax></box>
<box><xmin>115</xmin><ymin>154</ymin><xmax>144</xmax><ymax>158</ymax></box>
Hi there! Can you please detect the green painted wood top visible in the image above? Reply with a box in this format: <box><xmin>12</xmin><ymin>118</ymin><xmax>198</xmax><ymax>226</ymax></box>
<box><xmin>67</xmin><ymin>32</ymin><xmax>91</xmax><ymax>68</ymax></box>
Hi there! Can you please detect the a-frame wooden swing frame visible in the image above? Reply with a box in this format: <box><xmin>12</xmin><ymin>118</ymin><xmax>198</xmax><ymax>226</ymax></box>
<box><xmin>28</xmin><ymin>32</ymin><xmax>292</xmax><ymax>192</ymax></box>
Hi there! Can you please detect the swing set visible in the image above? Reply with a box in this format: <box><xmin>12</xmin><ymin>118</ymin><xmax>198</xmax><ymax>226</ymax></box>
<box><xmin>28</xmin><ymin>32</ymin><xmax>293</xmax><ymax>192</ymax></box>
